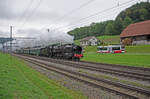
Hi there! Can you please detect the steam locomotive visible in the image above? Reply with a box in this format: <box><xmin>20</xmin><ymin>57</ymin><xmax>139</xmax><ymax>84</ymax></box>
<box><xmin>17</xmin><ymin>43</ymin><xmax>83</xmax><ymax>61</ymax></box>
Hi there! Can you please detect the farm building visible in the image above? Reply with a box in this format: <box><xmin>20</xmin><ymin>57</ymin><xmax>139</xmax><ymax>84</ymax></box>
<box><xmin>120</xmin><ymin>20</ymin><xmax>150</xmax><ymax>45</ymax></box>
<box><xmin>80</xmin><ymin>36</ymin><xmax>99</xmax><ymax>46</ymax></box>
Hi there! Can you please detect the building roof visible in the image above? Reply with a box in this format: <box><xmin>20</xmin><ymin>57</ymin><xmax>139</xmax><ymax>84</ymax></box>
<box><xmin>80</xmin><ymin>36</ymin><xmax>96</xmax><ymax>42</ymax></box>
<box><xmin>120</xmin><ymin>20</ymin><xmax>150</xmax><ymax>38</ymax></box>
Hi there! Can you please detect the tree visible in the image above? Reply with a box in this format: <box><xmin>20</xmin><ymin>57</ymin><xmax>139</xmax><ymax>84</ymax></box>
<box><xmin>68</xmin><ymin>2</ymin><xmax>150</xmax><ymax>40</ymax></box>
<box><xmin>105</xmin><ymin>21</ymin><xmax>114</xmax><ymax>35</ymax></box>
<box><xmin>139</xmin><ymin>8</ymin><xmax>149</xmax><ymax>21</ymax></box>
<box><xmin>113</xmin><ymin>18</ymin><xmax>123</xmax><ymax>35</ymax></box>
<box><xmin>122</xmin><ymin>38</ymin><xmax>132</xmax><ymax>46</ymax></box>
<box><xmin>123</xmin><ymin>16</ymin><xmax>133</xmax><ymax>28</ymax></box>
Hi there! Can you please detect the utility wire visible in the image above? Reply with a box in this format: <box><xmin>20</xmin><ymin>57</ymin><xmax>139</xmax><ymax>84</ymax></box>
<box><xmin>16</xmin><ymin>0</ymin><xmax>34</xmax><ymax>27</ymax></box>
<box><xmin>20</xmin><ymin>0</ymin><xmax>42</xmax><ymax>29</ymax></box>
<box><xmin>49</xmin><ymin>0</ymin><xmax>138</xmax><ymax>32</ymax></box>
<box><xmin>64</xmin><ymin>0</ymin><xmax>137</xmax><ymax>28</ymax></box>
<box><xmin>55</xmin><ymin>0</ymin><xmax>96</xmax><ymax>22</ymax></box>
<box><xmin>64</xmin><ymin>0</ymin><xmax>138</xmax><ymax>30</ymax></box>
<box><xmin>41</xmin><ymin>0</ymin><xmax>96</xmax><ymax>29</ymax></box>
<box><xmin>66</xmin><ymin>1</ymin><xmax>137</xmax><ymax>31</ymax></box>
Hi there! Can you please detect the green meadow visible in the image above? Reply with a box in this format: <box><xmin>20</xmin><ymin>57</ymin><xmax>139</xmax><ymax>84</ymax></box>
<box><xmin>0</xmin><ymin>53</ymin><xmax>87</xmax><ymax>99</ymax></box>
<box><xmin>82</xmin><ymin>45</ymin><xmax>150</xmax><ymax>68</ymax></box>
<box><xmin>97</xmin><ymin>35</ymin><xmax>120</xmax><ymax>45</ymax></box>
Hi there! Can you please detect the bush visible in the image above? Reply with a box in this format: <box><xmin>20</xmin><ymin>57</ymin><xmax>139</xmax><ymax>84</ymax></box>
<box><xmin>122</xmin><ymin>38</ymin><xmax>132</xmax><ymax>45</ymax></box>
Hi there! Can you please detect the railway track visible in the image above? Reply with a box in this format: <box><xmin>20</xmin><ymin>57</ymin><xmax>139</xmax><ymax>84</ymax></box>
<box><xmin>81</xmin><ymin>60</ymin><xmax>150</xmax><ymax>72</ymax></box>
<box><xmin>16</xmin><ymin>54</ymin><xmax>150</xmax><ymax>99</ymax></box>
<box><xmin>56</xmin><ymin>60</ymin><xmax>150</xmax><ymax>81</ymax></box>
<box><xmin>20</xmin><ymin>54</ymin><xmax>150</xmax><ymax>82</ymax></box>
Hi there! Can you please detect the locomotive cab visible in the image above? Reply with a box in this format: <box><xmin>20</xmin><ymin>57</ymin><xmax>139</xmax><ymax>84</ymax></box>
<box><xmin>73</xmin><ymin>45</ymin><xmax>83</xmax><ymax>61</ymax></box>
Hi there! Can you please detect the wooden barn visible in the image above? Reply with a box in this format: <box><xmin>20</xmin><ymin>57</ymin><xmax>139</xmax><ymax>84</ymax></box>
<box><xmin>120</xmin><ymin>20</ymin><xmax>150</xmax><ymax>45</ymax></box>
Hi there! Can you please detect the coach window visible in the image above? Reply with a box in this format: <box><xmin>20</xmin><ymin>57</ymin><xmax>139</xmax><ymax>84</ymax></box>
<box><xmin>112</xmin><ymin>47</ymin><xmax>120</xmax><ymax>50</ymax></box>
<box><xmin>99</xmin><ymin>47</ymin><xmax>107</xmax><ymax>51</ymax></box>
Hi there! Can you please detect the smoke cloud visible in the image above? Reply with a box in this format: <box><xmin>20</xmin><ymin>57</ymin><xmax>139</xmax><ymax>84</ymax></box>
<box><xmin>15</xmin><ymin>29</ymin><xmax>74</xmax><ymax>49</ymax></box>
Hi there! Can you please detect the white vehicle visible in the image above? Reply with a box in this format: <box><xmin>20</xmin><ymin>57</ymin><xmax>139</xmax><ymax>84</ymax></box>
<box><xmin>97</xmin><ymin>45</ymin><xmax>125</xmax><ymax>53</ymax></box>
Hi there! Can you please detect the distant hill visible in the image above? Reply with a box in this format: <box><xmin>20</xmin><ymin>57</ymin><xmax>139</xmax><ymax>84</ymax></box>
<box><xmin>68</xmin><ymin>2</ymin><xmax>150</xmax><ymax>40</ymax></box>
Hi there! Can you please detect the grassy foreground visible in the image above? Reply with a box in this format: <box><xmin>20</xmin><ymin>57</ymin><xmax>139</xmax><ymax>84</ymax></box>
<box><xmin>0</xmin><ymin>53</ymin><xmax>87</xmax><ymax>99</ymax></box>
<box><xmin>82</xmin><ymin>45</ymin><xmax>150</xmax><ymax>68</ymax></box>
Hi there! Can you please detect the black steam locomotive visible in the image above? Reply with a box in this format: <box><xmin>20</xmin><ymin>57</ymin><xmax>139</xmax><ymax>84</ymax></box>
<box><xmin>17</xmin><ymin>43</ymin><xmax>83</xmax><ymax>61</ymax></box>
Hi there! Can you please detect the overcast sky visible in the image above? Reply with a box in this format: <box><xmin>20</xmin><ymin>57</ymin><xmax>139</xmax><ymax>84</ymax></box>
<box><xmin>0</xmin><ymin>0</ymin><xmax>147</xmax><ymax>40</ymax></box>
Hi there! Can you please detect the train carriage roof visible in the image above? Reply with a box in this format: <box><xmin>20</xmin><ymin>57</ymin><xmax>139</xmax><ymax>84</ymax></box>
<box><xmin>98</xmin><ymin>45</ymin><xmax>123</xmax><ymax>48</ymax></box>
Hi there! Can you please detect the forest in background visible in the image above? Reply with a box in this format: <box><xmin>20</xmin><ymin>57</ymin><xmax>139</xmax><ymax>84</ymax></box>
<box><xmin>68</xmin><ymin>2</ymin><xmax>150</xmax><ymax>40</ymax></box>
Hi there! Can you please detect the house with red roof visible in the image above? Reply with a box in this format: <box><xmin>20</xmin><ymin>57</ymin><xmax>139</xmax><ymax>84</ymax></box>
<box><xmin>120</xmin><ymin>20</ymin><xmax>150</xmax><ymax>45</ymax></box>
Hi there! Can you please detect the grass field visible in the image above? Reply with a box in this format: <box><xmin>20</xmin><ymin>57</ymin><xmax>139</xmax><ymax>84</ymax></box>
<box><xmin>0</xmin><ymin>53</ymin><xmax>87</xmax><ymax>99</ymax></box>
<box><xmin>74</xmin><ymin>40</ymin><xmax>80</xmax><ymax>45</ymax></box>
<box><xmin>82</xmin><ymin>45</ymin><xmax>150</xmax><ymax>68</ymax></box>
<box><xmin>126</xmin><ymin>45</ymin><xmax>150</xmax><ymax>53</ymax></box>
<box><xmin>97</xmin><ymin>35</ymin><xmax>120</xmax><ymax>45</ymax></box>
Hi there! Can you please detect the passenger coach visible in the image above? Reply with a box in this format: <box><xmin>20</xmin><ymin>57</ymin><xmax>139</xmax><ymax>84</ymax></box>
<box><xmin>97</xmin><ymin>45</ymin><xmax>125</xmax><ymax>53</ymax></box>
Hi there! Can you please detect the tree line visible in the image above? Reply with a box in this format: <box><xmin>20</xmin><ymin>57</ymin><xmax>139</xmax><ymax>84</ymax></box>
<box><xmin>68</xmin><ymin>2</ymin><xmax>150</xmax><ymax>40</ymax></box>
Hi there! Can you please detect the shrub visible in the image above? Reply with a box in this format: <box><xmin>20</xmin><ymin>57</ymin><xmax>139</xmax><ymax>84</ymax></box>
<box><xmin>122</xmin><ymin>38</ymin><xmax>132</xmax><ymax>46</ymax></box>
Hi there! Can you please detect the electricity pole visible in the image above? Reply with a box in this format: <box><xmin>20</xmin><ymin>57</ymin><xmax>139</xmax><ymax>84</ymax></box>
<box><xmin>10</xmin><ymin>26</ymin><xmax>13</xmax><ymax>53</ymax></box>
<box><xmin>47</xmin><ymin>28</ymin><xmax>50</xmax><ymax>32</ymax></box>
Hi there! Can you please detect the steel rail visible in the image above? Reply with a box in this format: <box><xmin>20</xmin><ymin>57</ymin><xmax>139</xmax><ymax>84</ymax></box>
<box><xmin>20</xmin><ymin>54</ymin><xmax>150</xmax><ymax>81</ymax></box>
<box><xmin>23</xmin><ymin>57</ymin><xmax>140</xmax><ymax>99</ymax></box>
<box><xmin>17</xmin><ymin>54</ymin><xmax>150</xmax><ymax>98</ymax></box>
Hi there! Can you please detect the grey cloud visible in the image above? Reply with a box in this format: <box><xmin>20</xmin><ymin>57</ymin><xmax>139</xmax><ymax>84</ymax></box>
<box><xmin>0</xmin><ymin>0</ymin><xmax>147</xmax><ymax>48</ymax></box>
<box><xmin>0</xmin><ymin>30</ymin><xmax>9</xmax><ymax>37</ymax></box>
<box><xmin>16</xmin><ymin>28</ymin><xmax>42</xmax><ymax>37</ymax></box>
<box><xmin>0</xmin><ymin>0</ymin><xmax>16</xmax><ymax>19</ymax></box>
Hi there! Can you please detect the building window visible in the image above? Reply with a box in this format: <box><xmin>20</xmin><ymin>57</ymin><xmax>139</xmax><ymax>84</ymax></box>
<box><xmin>132</xmin><ymin>37</ymin><xmax>136</xmax><ymax>41</ymax></box>
<box><xmin>147</xmin><ymin>35</ymin><xmax>150</xmax><ymax>41</ymax></box>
